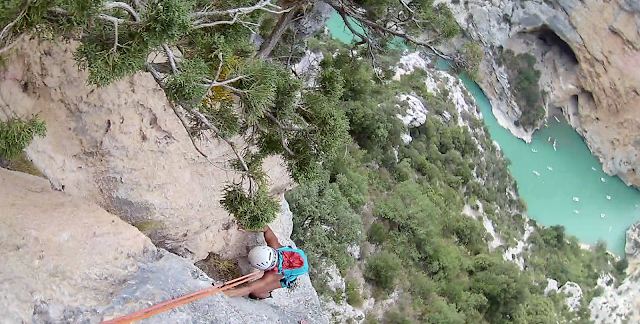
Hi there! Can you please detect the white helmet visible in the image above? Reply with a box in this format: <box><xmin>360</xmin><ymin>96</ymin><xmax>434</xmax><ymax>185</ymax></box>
<box><xmin>248</xmin><ymin>246</ymin><xmax>278</xmax><ymax>270</ymax></box>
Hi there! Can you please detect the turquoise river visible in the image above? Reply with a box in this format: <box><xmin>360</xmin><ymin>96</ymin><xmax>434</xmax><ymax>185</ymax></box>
<box><xmin>327</xmin><ymin>13</ymin><xmax>640</xmax><ymax>255</ymax></box>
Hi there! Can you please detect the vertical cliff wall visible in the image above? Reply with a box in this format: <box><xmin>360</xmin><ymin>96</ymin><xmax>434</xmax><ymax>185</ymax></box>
<box><xmin>445</xmin><ymin>0</ymin><xmax>640</xmax><ymax>186</ymax></box>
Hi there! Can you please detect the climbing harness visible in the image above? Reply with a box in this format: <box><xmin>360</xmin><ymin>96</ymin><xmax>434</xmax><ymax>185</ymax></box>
<box><xmin>99</xmin><ymin>271</ymin><xmax>261</xmax><ymax>324</ymax></box>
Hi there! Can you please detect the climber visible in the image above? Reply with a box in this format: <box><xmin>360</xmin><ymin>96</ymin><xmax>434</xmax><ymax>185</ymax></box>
<box><xmin>224</xmin><ymin>225</ymin><xmax>309</xmax><ymax>300</ymax></box>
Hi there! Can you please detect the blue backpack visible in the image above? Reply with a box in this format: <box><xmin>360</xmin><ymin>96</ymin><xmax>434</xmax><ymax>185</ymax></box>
<box><xmin>275</xmin><ymin>246</ymin><xmax>309</xmax><ymax>288</ymax></box>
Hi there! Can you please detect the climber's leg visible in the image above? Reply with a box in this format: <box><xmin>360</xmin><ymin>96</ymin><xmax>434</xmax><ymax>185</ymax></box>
<box><xmin>225</xmin><ymin>272</ymin><xmax>283</xmax><ymax>297</ymax></box>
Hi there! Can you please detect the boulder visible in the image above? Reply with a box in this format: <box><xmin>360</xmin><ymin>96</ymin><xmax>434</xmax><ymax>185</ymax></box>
<box><xmin>559</xmin><ymin>282</ymin><xmax>583</xmax><ymax>312</ymax></box>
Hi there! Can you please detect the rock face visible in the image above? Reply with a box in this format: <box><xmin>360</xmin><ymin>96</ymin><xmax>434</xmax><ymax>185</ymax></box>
<box><xmin>626</xmin><ymin>221</ymin><xmax>640</xmax><ymax>259</ymax></box>
<box><xmin>588</xmin><ymin>223</ymin><xmax>640</xmax><ymax>324</ymax></box>
<box><xmin>0</xmin><ymin>37</ymin><xmax>293</xmax><ymax>262</ymax></box>
<box><xmin>0</xmin><ymin>168</ymin><xmax>327</xmax><ymax>324</ymax></box>
<box><xmin>446</xmin><ymin>0</ymin><xmax>640</xmax><ymax>186</ymax></box>
<box><xmin>293</xmin><ymin>2</ymin><xmax>335</xmax><ymax>40</ymax></box>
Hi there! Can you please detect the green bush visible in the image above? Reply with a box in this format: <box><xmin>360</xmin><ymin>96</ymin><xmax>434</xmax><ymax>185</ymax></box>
<box><xmin>498</xmin><ymin>50</ymin><xmax>544</xmax><ymax>129</ymax></box>
<box><xmin>383</xmin><ymin>312</ymin><xmax>412</xmax><ymax>324</ymax></box>
<box><xmin>614</xmin><ymin>258</ymin><xmax>629</xmax><ymax>275</ymax></box>
<box><xmin>0</xmin><ymin>117</ymin><xmax>46</xmax><ymax>160</ymax></box>
<box><xmin>367</xmin><ymin>222</ymin><xmax>387</xmax><ymax>245</ymax></box>
<box><xmin>220</xmin><ymin>183</ymin><xmax>280</xmax><ymax>231</ymax></box>
<box><xmin>459</xmin><ymin>41</ymin><xmax>483</xmax><ymax>81</ymax></box>
<box><xmin>345</xmin><ymin>279</ymin><xmax>363</xmax><ymax>307</ymax></box>
<box><xmin>288</xmin><ymin>181</ymin><xmax>362</xmax><ymax>272</ymax></box>
<box><xmin>364</xmin><ymin>251</ymin><xmax>402</xmax><ymax>292</ymax></box>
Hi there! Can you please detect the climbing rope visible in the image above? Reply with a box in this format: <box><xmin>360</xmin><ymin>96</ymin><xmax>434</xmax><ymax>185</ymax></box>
<box><xmin>100</xmin><ymin>271</ymin><xmax>261</xmax><ymax>324</ymax></box>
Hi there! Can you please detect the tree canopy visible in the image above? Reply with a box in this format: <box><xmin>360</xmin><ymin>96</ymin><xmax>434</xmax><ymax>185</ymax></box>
<box><xmin>0</xmin><ymin>0</ymin><xmax>468</xmax><ymax>228</ymax></box>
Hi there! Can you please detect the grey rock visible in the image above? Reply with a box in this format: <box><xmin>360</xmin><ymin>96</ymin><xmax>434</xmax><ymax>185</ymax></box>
<box><xmin>100</xmin><ymin>250</ymin><xmax>329</xmax><ymax>324</ymax></box>
<box><xmin>294</xmin><ymin>3</ymin><xmax>335</xmax><ymax>40</ymax></box>
<box><xmin>626</xmin><ymin>222</ymin><xmax>640</xmax><ymax>258</ymax></box>
<box><xmin>0</xmin><ymin>168</ymin><xmax>328</xmax><ymax>324</ymax></box>
<box><xmin>622</xmin><ymin>0</ymin><xmax>640</xmax><ymax>13</ymax></box>
<box><xmin>511</xmin><ymin>1</ymin><xmax>583</xmax><ymax>45</ymax></box>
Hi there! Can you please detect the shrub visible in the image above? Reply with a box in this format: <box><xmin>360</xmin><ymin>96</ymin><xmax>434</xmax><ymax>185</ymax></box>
<box><xmin>367</xmin><ymin>222</ymin><xmax>387</xmax><ymax>245</ymax></box>
<box><xmin>459</xmin><ymin>41</ymin><xmax>483</xmax><ymax>81</ymax></box>
<box><xmin>383</xmin><ymin>312</ymin><xmax>412</xmax><ymax>324</ymax></box>
<box><xmin>194</xmin><ymin>253</ymin><xmax>241</xmax><ymax>282</ymax></box>
<box><xmin>335</xmin><ymin>171</ymin><xmax>368</xmax><ymax>210</ymax></box>
<box><xmin>498</xmin><ymin>50</ymin><xmax>544</xmax><ymax>129</ymax></box>
<box><xmin>364</xmin><ymin>251</ymin><xmax>402</xmax><ymax>292</ymax></box>
<box><xmin>220</xmin><ymin>183</ymin><xmax>280</xmax><ymax>231</ymax></box>
<box><xmin>288</xmin><ymin>181</ymin><xmax>362</xmax><ymax>272</ymax></box>
<box><xmin>345</xmin><ymin>279</ymin><xmax>363</xmax><ymax>307</ymax></box>
<box><xmin>614</xmin><ymin>258</ymin><xmax>629</xmax><ymax>275</ymax></box>
<box><xmin>0</xmin><ymin>116</ymin><xmax>46</xmax><ymax>160</ymax></box>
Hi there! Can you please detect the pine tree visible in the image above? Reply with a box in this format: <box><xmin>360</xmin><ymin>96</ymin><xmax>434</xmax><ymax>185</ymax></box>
<box><xmin>0</xmin><ymin>0</ymin><xmax>460</xmax><ymax>230</ymax></box>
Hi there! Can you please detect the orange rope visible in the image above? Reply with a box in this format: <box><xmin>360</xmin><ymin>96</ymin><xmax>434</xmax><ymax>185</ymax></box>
<box><xmin>100</xmin><ymin>272</ymin><xmax>261</xmax><ymax>324</ymax></box>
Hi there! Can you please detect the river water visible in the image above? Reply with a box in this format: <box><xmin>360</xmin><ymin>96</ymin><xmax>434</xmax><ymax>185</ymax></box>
<box><xmin>326</xmin><ymin>13</ymin><xmax>640</xmax><ymax>255</ymax></box>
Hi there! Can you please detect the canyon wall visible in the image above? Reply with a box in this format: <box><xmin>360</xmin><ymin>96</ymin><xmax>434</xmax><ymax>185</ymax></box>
<box><xmin>446</xmin><ymin>0</ymin><xmax>640</xmax><ymax>186</ymax></box>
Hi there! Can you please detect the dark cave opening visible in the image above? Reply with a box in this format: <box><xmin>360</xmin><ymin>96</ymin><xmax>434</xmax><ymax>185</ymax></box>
<box><xmin>532</xmin><ymin>25</ymin><xmax>578</xmax><ymax>64</ymax></box>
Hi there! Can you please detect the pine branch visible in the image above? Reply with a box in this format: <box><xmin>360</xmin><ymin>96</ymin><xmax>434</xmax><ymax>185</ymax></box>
<box><xmin>146</xmin><ymin>63</ymin><xmax>255</xmax><ymax>191</ymax></box>
<box><xmin>96</xmin><ymin>14</ymin><xmax>127</xmax><ymax>25</ymax></box>
<box><xmin>324</xmin><ymin>0</ymin><xmax>460</xmax><ymax>64</ymax></box>
<box><xmin>104</xmin><ymin>1</ymin><xmax>142</xmax><ymax>22</ymax></box>
<box><xmin>193</xmin><ymin>14</ymin><xmax>240</xmax><ymax>29</ymax></box>
<box><xmin>0</xmin><ymin>0</ymin><xmax>30</xmax><ymax>55</ymax></box>
<box><xmin>162</xmin><ymin>44</ymin><xmax>178</xmax><ymax>74</ymax></box>
<box><xmin>197</xmin><ymin>53</ymin><xmax>246</xmax><ymax>103</ymax></box>
<box><xmin>132</xmin><ymin>0</ymin><xmax>146</xmax><ymax>11</ymax></box>
<box><xmin>264</xmin><ymin>111</ymin><xmax>295</xmax><ymax>156</ymax></box>
<box><xmin>192</xmin><ymin>0</ymin><xmax>293</xmax><ymax>31</ymax></box>
<box><xmin>191</xmin><ymin>0</ymin><xmax>289</xmax><ymax>19</ymax></box>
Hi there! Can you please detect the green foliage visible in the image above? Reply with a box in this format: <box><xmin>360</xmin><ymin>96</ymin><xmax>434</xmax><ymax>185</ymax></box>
<box><xmin>513</xmin><ymin>295</ymin><xmax>560</xmax><ymax>324</ymax></box>
<box><xmin>0</xmin><ymin>116</ymin><xmax>46</xmax><ymax>159</ymax></box>
<box><xmin>165</xmin><ymin>58</ymin><xmax>209</xmax><ymax>102</ymax></box>
<box><xmin>367</xmin><ymin>222</ymin><xmax>387</xmax><ymax>245</ymax></box>
<box><xmin>459</xmin><ymin>41</ymin><xmax>484</xmax><ymax>81</ymax></box>
<box><xmin>383</xmin><ymin>312</ymin><xmax>413</xmax><ymax>324</ymax></box>
<box><xmin>75</xmin><ymin>0</ymin><xmax>196</xmax><ymax>86</ymax></box>
<box><xmin>335</xmin><ymin>171</ymin><xmax>368</xmax><ymax>209</ymax></box>
<box><xmin>220</xmin><ymin>183</ymin><xmax>280</xmax><ymax>232</ymax></box>
<box><xmin>5</xmin><ymin>4</ymin><xmax>622</xmax><ymax>324</ymax></box>
<box><xmin>343</xmin><ymin>0</ymin><xmax>460</xmax><ymax>52</ymax></box>
<box><xmin>498</xmin><ymin>50</ymin><xmax>545</xmax><ymax>129</ymax></box>
<box><xmin>364</xmin><ymin>250</ymin><xmax>402</xmax><ymax>292</ymax></box>
<box><xmin>288</xmin><ymin>180</ymin><xmax>362</xmax><ymax>272</ymax></box>
<box><xmin>524</xmin><ymin>226</ymin><xmax>618</xmax><ymax>289</ymax></box>
<box><xmin>614</xmin><ymin>258</ymin><xmax>629</xmax><ymax>275</ymax></box>
<box><xmin>285</xmin><ymin>41</ymin><xmax>621</xmax><ymax>324</ymax></box>
<box><xmin>345</xmin><ymin>279</ymin><xmax>364</xmax><ymax>307</ymax></box>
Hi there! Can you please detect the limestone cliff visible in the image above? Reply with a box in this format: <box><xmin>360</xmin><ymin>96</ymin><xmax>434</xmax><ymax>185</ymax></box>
<box><xmin>0</xmin><ymin>37</ymin><xmax>293</xmax><ymax>262</ymax></box>
<box><xmin>0</xmin><ymin>168</ymin><xmax>327</xmax><ymax>324</ymax></box>
<box><xmin>446</xmin><ymin>0</ymin><xmax>640</xmax><ymax>187</ymax></box>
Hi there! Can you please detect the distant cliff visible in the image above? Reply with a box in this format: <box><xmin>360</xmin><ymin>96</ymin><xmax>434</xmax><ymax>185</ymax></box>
<box><xmin>446</xmin><ymin>0</ymin><xmax>640</xmax><ymax>187</ymax></box>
